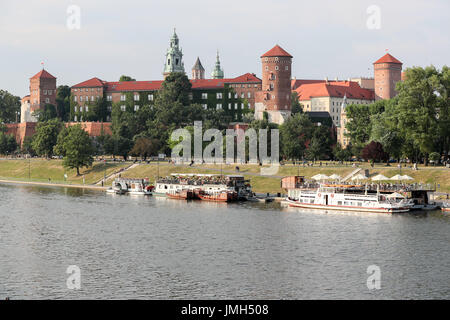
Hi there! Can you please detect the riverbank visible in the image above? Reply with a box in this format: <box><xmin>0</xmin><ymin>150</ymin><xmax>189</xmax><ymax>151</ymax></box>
<box><xmin>0</xmin><ymin>178</ymin><xmax>107</xmax><ymax>190</ymax></box>
<box><xmin>1</xmin><ymin>159</ymin><xmax>449</xmax><ymax>194</ymax></box>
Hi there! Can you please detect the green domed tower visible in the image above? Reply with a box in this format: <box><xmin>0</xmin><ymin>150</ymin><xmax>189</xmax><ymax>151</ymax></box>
<box><xmin>211</xmin><ymin>51</ymin><xmax>224</xmax><ymax>79</ymax></box>
<box><xmin>163</xmin><ymin>28</ymin><xmax>185</xmax><ymax>78</ymax></box>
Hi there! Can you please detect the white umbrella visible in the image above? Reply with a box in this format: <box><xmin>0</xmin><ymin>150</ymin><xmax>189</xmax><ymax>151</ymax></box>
<box><xmin>390</xmin><ymin>174</ymin><xmax>403</xmax><ymax>181</ymax></box>
<box><xmin>371</xmin><ymin>174</ymin><xmax>389</xmax><ymax>181</ymax></box>
<box><xmin>400</xmin><ymin>175</ymin><xmax>414</xmax><ymax>180</ymax></box>
<box><xmin>351</xmin><ymin>173</ymin><xmax>368</xmax><ymax>181</ymax></box>
<box><xmin>328</xmin><ymin>174</ymin><xmax>341</xmax><ymax>180</ymax></box>
<box><xmin>312</xmin><ymin>174</ymin><xmax>329</xmax><ymax>181</ymax></box>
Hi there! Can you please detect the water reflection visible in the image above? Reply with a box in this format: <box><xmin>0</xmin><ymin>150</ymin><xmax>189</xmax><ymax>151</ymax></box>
<box><xmin>0</xmin><ymin>182</ymin><xmax>449</xmax><ymax>299</ymax></box>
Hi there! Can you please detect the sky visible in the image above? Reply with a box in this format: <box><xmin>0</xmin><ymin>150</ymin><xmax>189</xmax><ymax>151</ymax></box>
<box><xmin>0</xmin><ymin>0</ymin><xmax>448</xmax><ymax>98</ymax></box>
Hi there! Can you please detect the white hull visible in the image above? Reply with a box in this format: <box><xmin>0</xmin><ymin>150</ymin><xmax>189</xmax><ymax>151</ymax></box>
<box><xmin>286</xmin><ymin>199</ymin><xmax>409</xmax><ymax>213</ymax></box>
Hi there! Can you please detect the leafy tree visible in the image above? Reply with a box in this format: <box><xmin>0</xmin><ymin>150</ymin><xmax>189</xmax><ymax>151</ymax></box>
<box><xmin>291</xmin><ymin>91</ymin><xmax>302</xmax><ymax>114</ymax></box>
<box><xmin>0</xmin><ymin>90</ymin><xmax>20</xmax><ymax>123</ymax></box>
<box><xmin>280</xmin><ymin>113</ymin><xmax>315</xmax><ymax>160</ymax></box>
<box><xmin>130</xmin><ymin>137</ymin><xmax>159</xmax><ymax>160</ymax></box>
<box><xmin>54</xmin><ymin>125</ymin><xmax>95</xmax><ymax>175</ymax></box>
<box><xmin>395</xmin><ymin>66</ymin><xmax>442</xmax><ymax>164</ymax></box>
<box><xmin>21</xmin><ymin>136</ymin><xmax>36</xmax><ymax>156</ymax></box>
<box><xmin>361</xmin><ymin>141</ymin><xmax>388</xmax><ymax>164</ymax></box>
<box><xmin>33</xmin><ymin>103</ymin><xmax>58</xmax><ymax>121</ymax></box>
<box><xmin>429</xmin><ymin>152</ymin><xmax>440</xmax><ymax>165</ymax></box>
<box><xmin>119</xmin><ymin>75</ymin><xmax>136</xmax><ymax>82</ymax></box>
<box><xmin>333</xmin><ymin>143</ymin><xmax>351</xmax><ymax>161</ymax></box>
<box><xmin>56</xmin><ymin>85</ymin><xmax>71</xmax><ymax>121</ymax></box>
<box><xmin>31</xmin><ymin>119</ymin><xmax>62</xmax><ymax>158</ymax></box>
<box><xmin>0</xmin><ymin>132</ymin><xmax>17</xmax><ymax>155</ymax></box>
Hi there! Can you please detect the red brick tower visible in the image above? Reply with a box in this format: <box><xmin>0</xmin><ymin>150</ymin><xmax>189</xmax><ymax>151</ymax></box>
<box><xmin>29</xmin><ymin>69</ymin><xmax>57</xmax><ymax>115</ymax></box>
<box><xmin>255</xmin><ymin>45</ymin><xmax>292</xmax><ymax>124</ymax></box>
<box><xmin>373</xmin><ymin>53</ymin><xmax>402</xmax><ymax>100</ymax></box>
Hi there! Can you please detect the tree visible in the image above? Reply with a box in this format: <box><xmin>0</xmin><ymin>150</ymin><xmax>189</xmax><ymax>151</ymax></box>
<box><xmin>429</xmin><ymin>152</ymin><xmax>440</xmax><ymax>165</ymax></box>
<box><xmin>130</xmin><ymin>137</ymin><xmax>159</xmax><ymax>160</ymax></box>
<box><xmin>33</xmin><ymin>103</ymin><xmax>58</xmax><ymax>121</ymax></box>
<box><xmin>280</xmin><ymin>113</ymin><xmax>315</xmax><ymax>160</ymax></box>
<box><xmin>0</xmin><ymin>89</ymin><xmax>20</xmax><ymax>123</ymax></box>
<box><xmin>395</xmin><ymin>66</ymin><xmax>442</xmax><ymax>165</ymax></box>
<box><xmin>21</xmin><ymin>136</ymin><xmax>36</xmax><ymax>156</ymax></box>
<box><xmin>54</xmin><ymin>125</ymin><xmax>95</xmax><ymax>175</ymax></box>
<box><xmin>0</xmin><ymin>132</ymin><xmax>17</xmax><ymax>155</ymax></box>
<box><xmin>31</xmin><ymin>119</ymin><xmax>62</xmax><ymax>158</ymax></box>
<box><xmin>333</xmin><ymin>143</ymin><xmax>351</xmax><ymax>161</ymax></box>
<box><xmin>56</xmin><ymin>85</ymin><xmax>71</xmax><ymax>121</ymax></box>
<box><xmin>361</xmin><ymin>141</ymin><xmax>388</xmax><ymax>164</ymax></box>
<box><xmin>291</xmin><ymin>91</ymin><xmax>302</xmax><ymax>114</ymax></box>
<box><xmin>119</xmin><ymin>75</ymin><xmax>136</xmax><ymax>82</ymax></box>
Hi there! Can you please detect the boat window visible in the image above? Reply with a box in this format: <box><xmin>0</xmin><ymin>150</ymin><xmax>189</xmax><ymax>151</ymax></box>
<box><xmin>310</xmin><ymin>199</ymin><xmax>314</xmax><ymax>203</ymax></box>
<box><xmin>358</xmin><ymin>202</ymin><xmax>362</xmax><ymax>206</ymax></box>
<box><xmin>338</xmin><ymin>201</ymin><xmax>342</xmax><ymax>205</ymax></box>
<box><xmin>344</xmin><ymin>201</ymin><xmax>348</xmax><ymax>205</ymax></box>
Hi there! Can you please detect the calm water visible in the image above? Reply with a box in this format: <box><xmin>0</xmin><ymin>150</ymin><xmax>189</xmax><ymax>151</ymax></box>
<box><xmin>0</xmin><ymin>182</ymin><xmax>449</xmax><ymax>299</ymax></box>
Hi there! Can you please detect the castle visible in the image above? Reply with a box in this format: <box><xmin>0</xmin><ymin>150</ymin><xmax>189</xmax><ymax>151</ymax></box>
<box><xmin>13</xmin><ymin>29</ymin><xmax>403</xmax><ymax>149</ymax></box>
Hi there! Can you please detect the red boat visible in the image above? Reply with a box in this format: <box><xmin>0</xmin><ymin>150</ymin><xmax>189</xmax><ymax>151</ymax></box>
<box><xmin>198</xmin><ymin>190</ymin><xmax>238</xmax><ymax>202</ymax></box>
<box><xmin>166</xmin><ymin>190</ymin><xmax>194</xmax><ymax>200</ymax></box>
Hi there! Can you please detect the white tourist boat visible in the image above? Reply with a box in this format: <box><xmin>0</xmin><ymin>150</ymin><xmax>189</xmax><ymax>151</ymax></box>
<box><xmin>286</xmin><ymin>185</ymin><xmax>411</xmax><ymax>214</ymax></box>
<box><xmin>106</xmin><ymin>178</ymin><xmax>153</xmax><ymax>195</ymax></box>
<box><xmin>153</xmin><ymin>174</ymin><xmax>253</xmax><ymax>200</ymax></box>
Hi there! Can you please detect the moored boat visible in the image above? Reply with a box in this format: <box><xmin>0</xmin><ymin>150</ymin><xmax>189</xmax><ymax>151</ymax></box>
<box><xmin>197</xmin><ymin>190</ymin><xmax>237</xmax><ymax>202</ymax></box>
<box><xmin>166</xmin><ymin>189</ymin><xmax>195</xmax><ymax>200</ymax></box>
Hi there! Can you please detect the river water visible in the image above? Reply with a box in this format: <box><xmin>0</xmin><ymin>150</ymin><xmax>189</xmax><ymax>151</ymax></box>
<box><xmin>0</xmin><ymin>182</ymin><xmax>449</xmax><ymax>299</ymax></box>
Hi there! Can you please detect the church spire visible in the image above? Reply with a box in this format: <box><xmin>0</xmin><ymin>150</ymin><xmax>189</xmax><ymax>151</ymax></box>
<box><xmin>211</xmin><ymin>50</ymin><xmax>224</xmax><ymax>79</ymax></box>
<box><xmin>163</xmin><ymin>28</ymin><xmax>185</xmax><ymax>78</ymax></box>
<box><xmin>192</xmin><ymin>57</ymin><xmax>205</xmax><ymax>79</ymax></box>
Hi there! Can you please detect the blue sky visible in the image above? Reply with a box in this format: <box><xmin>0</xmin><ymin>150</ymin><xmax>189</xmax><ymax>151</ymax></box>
<box><xmin>1</xmin><ymin>0</ymin><xmax>448</xmax><ymax>97</ymax></box>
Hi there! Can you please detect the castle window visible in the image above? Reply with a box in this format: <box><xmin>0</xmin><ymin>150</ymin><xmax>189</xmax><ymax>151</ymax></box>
<box><xmin>80</xmin><ymin>106</ymin><xmax>83</xmax><ymax>112</ymax></box>
<box><xmin>265</xmin><ymin>66</ymin><xmax>269</xmax><ymax>71</ymax></box>
<box><xmin>74</xmin><ymin>96</ymin><xmax>77</xmax><ymax>102</ymax></box>
<box><xmin>202</xmin><ymin>93</ymin><xmax>208</xmax><ymax>99</ymax></box>
<box><xmin>91</xmin><ymin>88</ymin><xmax>94</xmax><ymax>92</ymax></box>
<box><xmin>275</xmin><ymin>66</ymin><xmax>279</xmax><ymax>70</ymax></box>
<box><xmin>216</xmin><ymin>93</ymin><xmax>222</xmax><ymax>99</ymax></box>
<box><xmin>241</xmin><ymin>103</ymin><xmax>244</xmax><ymax>109</ymax></box>
<box><xmin>43</xmin><ymin>90</ymin><xmax>47</xmax><ymax>95</ymax></box>
<box><xmin>228</xmin><ymin>92</ymin><xmax>231</xmax><ymax>99</ymax></box>
<box><xmin>247</xmin><ymin>92</ymin><xmax>251</xmax><ymax>98</ymax></box>
<box><xmin>45</xmin><ymin>98</ymin><xmax>50</xmax><ymax>103</ymax></box>
<box><xmin>134</xmin><ymin>105</ymin><xmax>140</xmax><ymax>111</ymax></box>
<box><xmin>202</xmin><ymin>104</ymin><xmax>207</xmax><ymax>110</ymax></box>
<box><xmin>107</xmin><ymin>106</ymin><xmax>112</xmax><ymax>112</ymax></box>
<box><xmin>107</xmin><ymin>95</ymin><xmax>112</xmax><ymax>101</ymax></box>
<box><xmin>168</xmin><ymin>59</ymin><xmax>170</xmax><ymax>65</ymax></box>
<box><xmin>285</xmin><ymin>66</ymin><xmax>289</xmax><ymax>70</ymax></box>
<box><xmin>176</xmin><ymin>58</ymin><xmax>179</xmax><ymax>65</ymax></box>
<box><xmin>91</xmin><ymin>96</ymin><xmax>95</xmax><ymax>101</ymax></box>
<box><xmin>74</xmin><ymin>115</ymin><xmax>77</xmax><ymax>121</ymax></box>
<box><xmin>216</xmin><ymin>104</ymin><xmax>222</xmax><ymax>110</ymax></box>
<box><xmin>134</xmin><ymin>94</ymin><xmax>140</xmax><ymax>101</ymax></box>
<box><xmin>80</xmin><ymin>96</ymin><xmax>83</xmax><ymax>102</ymax></box>
<box><xmin>241</xmin><ymin>93</ymin><xmax>245</xmax><ymax>98</ymax></box>
<box><xmin>48</xmin><ymin>90</ymin><xmax>52</xmax><ymax>95</ymax></box>
<box><xmin>228</xmin><ymin>103</ymin><xmax>231</xmax><ymax>110</ymax></box>
<box><xmin>120</xmin><ymin>105</ymin><xmax>126</xmax><ymax>111</ymax></box>
<box><xmin>121</xmin><ymin>95</ymin><xmax>126</xmax><ymax>101</ymax></box>
<box><xmin>74</xmin><ymin>106</ymin><xmax>77</xmax><ymax>112</ymax></box>
<box><xmin>148</xmin><ymin>94</ymin><xmax>154</xmax><ymax>101</ymax></box>
<box><xmin>86</xmin><ymin>96</ymin><xmax>88</xmax><ymax>102</ymax></box>
<box><xmin>85</xmin><ymin>106</ymin><xmax>89</xmax><ymax>112</ymax></box>
<box><xmin>234</xmin><ymin>103</ymin><xmax>238</xmax><ymax>110</ymax></box>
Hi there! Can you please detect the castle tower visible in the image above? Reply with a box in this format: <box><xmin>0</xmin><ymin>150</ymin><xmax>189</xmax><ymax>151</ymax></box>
<box><xmin>191</xmin><ymin>57</ymin><xmax>205</xmax><ymax>79</ymax></box>
<box><xmin>211</xmin><ymin>51</ymin><xmax>224</xmax><ymax>79</ymax></box>
<box><xmin>254</xmin><ymin>45</ymin><xmax>292</xmax><ymax>125</ymax></box>
<box><xmin>373</xmin><ymin>53</ymin><xmax>402</xmax><ymax>100</ymax></box>
<box><xmin>163</xmin><ymin>28</ymin><xmax>185</xmax><ymax>78</ymax></box>
<box><xmin>25</xmin><ymin>68</ymin><xmax>56</xmax><ymax>122</ymax></box>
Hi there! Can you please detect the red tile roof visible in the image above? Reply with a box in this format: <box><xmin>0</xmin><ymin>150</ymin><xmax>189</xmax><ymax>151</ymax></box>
<box><xmin>261</xmin><ymin>45</ymin><xmax>292</xmax><ymax>58</ymax></box>
<box><xmin>291</xmin><ymin>79</ymin><xmax>327</xmax><ymax>90</ymax></box>
<box><xmin>294</xmin><ymin>81</ymin><xmax>375</xmax><ymax>101</ymax></box>
<box><xmin>30</xmin><ymin>69</ymin><xmax>56</xmax><ymax>79</ymax></box>
<box><xmin>72</xmin><ymin>77</ymin><xmax>106</xmax><ymax>88</ymax></box>
<box><xmin>373</xmin><ymin>53</ymin><xmax>402</xmax><ymax>64</ymax></box>
<box><xmin>72</xmin><ymin>73</ymin><xmax>262</xmax><ymax>91</ymax></box>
